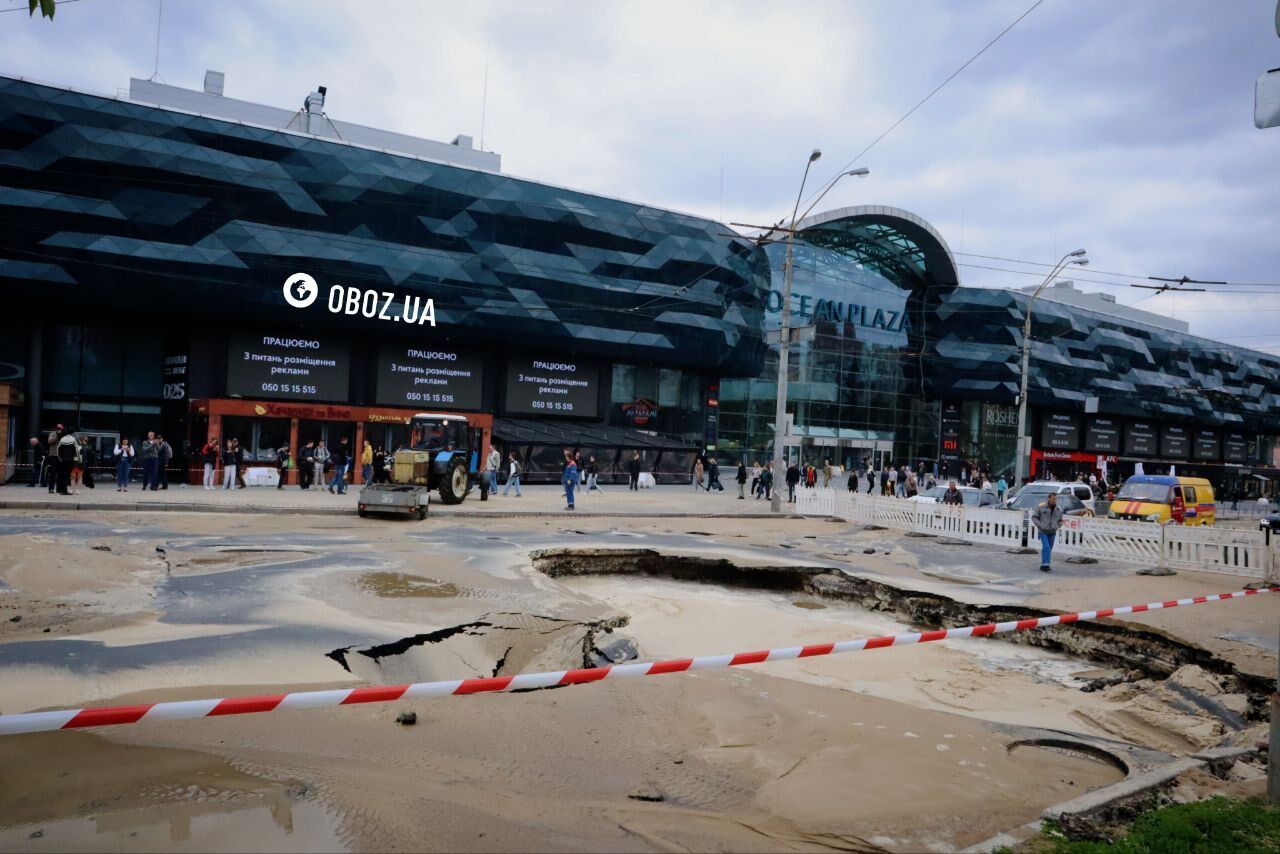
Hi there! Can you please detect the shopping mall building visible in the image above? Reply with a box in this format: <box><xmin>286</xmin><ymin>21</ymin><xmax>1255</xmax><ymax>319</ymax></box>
<box><xmin>1</xmin><ymin>71</ymin><xmax>1278</xmax><ymax>493</ymax></box>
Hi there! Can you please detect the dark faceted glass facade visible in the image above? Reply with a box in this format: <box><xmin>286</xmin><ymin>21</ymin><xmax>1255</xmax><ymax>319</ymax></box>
<box><xmin>0</xmin><ymin>76</ymin><xmax>767</xmax><ymax>378</ymax></box>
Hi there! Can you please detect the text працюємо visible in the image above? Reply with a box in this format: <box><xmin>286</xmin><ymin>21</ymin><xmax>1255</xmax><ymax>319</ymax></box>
<box><xmin>283</xmin><ymin>273</ymin><xmax>436</xmax><ymax>326</ymax></box>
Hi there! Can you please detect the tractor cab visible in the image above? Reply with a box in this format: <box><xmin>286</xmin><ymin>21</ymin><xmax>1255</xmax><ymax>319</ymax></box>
<box><xmin>390</xmin><ymin>413</ymin><xmax>486</xmax><ymax>504</ymax></box>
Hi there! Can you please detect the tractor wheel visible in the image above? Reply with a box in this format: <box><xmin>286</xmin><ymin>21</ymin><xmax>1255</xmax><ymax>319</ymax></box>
<box><xmin>417</xmin><ymin>505</ymin><xmax>428</xmax><ymax>520</ymax></box>
<box><xmin>438</xmin><ymin>459</ymin><xmax>469</xmax><ymax>505</ymax></box>
<box><xmin>357</xmin><ymin>506</ymin><xmax>368</xmax><ymax>518</ymax></box>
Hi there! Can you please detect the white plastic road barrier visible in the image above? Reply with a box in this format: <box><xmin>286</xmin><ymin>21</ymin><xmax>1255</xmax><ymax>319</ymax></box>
<box><xmin>0</xmin><ymin>587</ymin><xmax>1270</xmax><ymax>737</ymax></box>
<box><xmin>962</xmin><ymin>506</ymin><xmax>1029</xmax><ymax>549</ymax></box>
<box><xmin>1162</xmin><ymin>524</ymin><xmax>1268</xmax><ymax>579</ymax></box>
<box><xmin>1055</xmin><ymin>515</ymin><xmax>1164</xmax><ymax>566</ymax></box>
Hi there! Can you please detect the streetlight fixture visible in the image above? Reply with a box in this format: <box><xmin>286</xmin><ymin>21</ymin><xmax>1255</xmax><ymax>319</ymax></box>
<box><xmin>769</xmin><ymin>154</ymin><xmax>870</xmax><ymax>512</ymax></box>
<box><xmin>1012</xmin><ymin>248</ymin><xmax>1089</xmax><ymax>489</ymax></box>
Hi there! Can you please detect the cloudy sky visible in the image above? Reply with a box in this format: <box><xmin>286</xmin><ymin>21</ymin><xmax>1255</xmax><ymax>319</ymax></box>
<box><xmin>6</xmin><ymin>0</ymin><xmax>1279</xmax><ymax>354</ymax></box>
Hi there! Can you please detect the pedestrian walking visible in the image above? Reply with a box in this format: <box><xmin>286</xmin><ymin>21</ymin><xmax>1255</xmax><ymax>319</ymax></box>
<box><xmin>996</xmin><ymin>475</ymin><xmax>1008</xmax><ymax>503</ymax></box>
<box><xmin>328</xmin><ymin>439</ymin><xmax>349</xmax><ymax>494</ymax></box>
<box><xmin>313</xmin><ymin>440</ymin><xmax>330</xmax><ymax>490</ymax></box>
<box><xmin>361</xmin><ymin>440</ymin><xmax>373</xmax><ymax>485</ymax></box>
<box><xmin>486</xmin><ymin>445</ymin><xmax>502</xmax><ymax>495</ymax></box>
<box><xmin>906</xmin><ymin>470</ymin><xmax>918</xmax><ymax>498</ymax></box>
<box><xmin>503</xmin><ymin>452</ymin><xmax>523</xmax><ymax>496</ymax></box>
<box><xmin>140</xmin><ymin>431</ymin><xmax>161</xmax><ymax>491</ymax></box>
<box><xmin>53</xmin><ymin>428</ymin><xmax>77</xmax><ymax>495</ymax></box>
<box><xmin>1031</xmin><ymin>493</ymin><xmax>1065</xmax><ymax>573</ymax></box>
<box><xmin>866</xmin><ymin>466</ymin><xmax>875</xmax><ymax>495</ymax></box>
<box><xmin>335</xmin><ymin>437</ymin><xmax>353</xmax><ymax>489</ymax></box>
<box><xmin>786</xmin><ymin>461</ymin><xmax>801</xmax><ymax>503</ymax></box>
<box><xmin>750</xmin><ymin>461</ymin><xmax>761</xmax><ymax>497</ymax></box>
<box><xmin>942</xmin><ymin>481</ymin><xmax>964</xmax><ymax>506</ymax></box>
<box><xmin>233</xmin><ymin>439</ymin><xmax>247</xmax><ymax>489</ymax></box>
<box><xmin>758</xmin><ymin>461</ymin><xmax>774</xmax><ymax>500</ymax></box>
<box><xmin>113</xmin><ymin>437</ymin><xmax>134</xmax><ymax>490</ymax></box>
<box><xmin>299</xmin><ymin>441</ymin><xmax>315</xmax><ymax>490</ymax></box>
<box><xmin>27</xmin><ymin>437</ymin><xmax>46</xmax><ymax>487</ymax></box>
<box><xmin>707</xmin><ymin>458</ymin><xmax>724</xmax><ymax>492</ymax></box>
<box><xmin>201</xmin><ymin>436</ymin><xmax>219</xmax><ymax>489</ymax></box>
<box><xmin>156</xmin><ymin>433</ymin><xmax>172</xmax><ymax>490</ymax></box>
<box><xmin>585</xmin><ymin>455</ymin><xmax>600</xmax><ymax>492</ymax></box>
<box><xmin>79</xmin><ymin>436</ymin><xmax>97</xmax><ymax>490</ymax></box>
<box><xmin>692</xmin><ymin>458</ymin><xmax>704</xmax><ymax>491</ymax></box>
<box><xmin>222</xmin><ymin>439</ymin><xmax>238</xmax><ymax>490</ymax></box>
<box><xmin>45</xmin><ymin>429</ymin><xmax>61</xmax><ymax>494</ymax></box>
<box><xmin>68</xmin><ymin>434</ymin><xmax>85</xmax><ymax>494</ymax></box>
<box><xmin>628</xmin><ymin>451</ymin><xmax>642</xmax><ymax>491</ymax></box>
<box><xmin>372</xmin><ymin>446</ymin><xmax>388</xmax><ymax>484</ymax></box>
<box><xmin>562</xmin><ymin>449</ymin><xmax>577</xmax><ymax>510</ymax></box>
<box><xmin>895</xmin><ymin>466</ymin><xmax>907</xmax><ymax>498</ymax></box>
<box><xmin>736</xmin><ymin>460</ymin><xmax>748</xmax><ymax>499</ymax></box>
<box><xmin>276</xmin><ymin>443</ymin><xmax>291</xmax><ymax>489</ymax></box>
<box><xmin>822</xmin><ymin>459</ymin><xmax>833</xmax><ymax>489</ymax></box>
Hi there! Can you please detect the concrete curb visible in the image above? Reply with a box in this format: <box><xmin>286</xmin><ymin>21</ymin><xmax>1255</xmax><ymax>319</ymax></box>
<box><xmin>0</xmin><ymin>500</ymin><xmax>790</xmax><ymax>521</ymax></box>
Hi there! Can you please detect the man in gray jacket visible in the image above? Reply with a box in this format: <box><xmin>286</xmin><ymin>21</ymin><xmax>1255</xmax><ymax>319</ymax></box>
<box><xmin>1031</xmin><ymin>492</ymin><xmax>1065</xmax><ymax>573</ymax></box>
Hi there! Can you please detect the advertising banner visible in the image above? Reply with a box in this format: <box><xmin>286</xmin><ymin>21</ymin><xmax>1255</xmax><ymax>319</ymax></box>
<box><xmin>1224</xmin><ymin>431</ymin><xmax>1249</xmax><ymax>463</ymax></box>
<box><xmin>375</xmin><ymin>345</ymin><xmax>483</xmax><ymax>410</ymax></box>
<box><xmin>504</xmin><ymin>357</ymin><xmax>600</xmax><ymax>417</ymax></box>
<box><xmin>1040</xmin><ymin>412</ymin><xmax>1080</xmax><ymax>450</ymax></box>
<box><xmin>1193</xmin><ymin>428</ymin><xmax>1221</xmax><ymax>461</ymax></box>
<box><xmin>1161</xmin><ymin>425</ymin><xmax>1190</xmax><ymax>459</ymax></box>
<box><xmin>1084</xmin><ymin>416</ymin><xmax>1121</xmax><ymax>454</ymax></box>
<box><xmin>226</xmin><ymin>331</ymin><xmax>349</xmax><ymax>402</ymax></box>
<box><xmin>1125</xmin><ymin>420</ymin><xmax>1158</xmax><ymax>456</ymax></box>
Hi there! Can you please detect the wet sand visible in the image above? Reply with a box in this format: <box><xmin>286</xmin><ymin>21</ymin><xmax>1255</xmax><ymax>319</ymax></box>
<box><xmin>0</xmin><ymin>509</ymin><xmax>1273</xmax><ymax>851</ymax></box>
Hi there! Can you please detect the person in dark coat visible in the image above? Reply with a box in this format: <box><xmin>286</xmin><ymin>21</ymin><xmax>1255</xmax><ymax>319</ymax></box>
<box><xmin>27</xmin><ymin>437</ymin><xmax>46</xmax><ymax>487</ymax></box>
<box><xmin>627</xmin><ymin>451</ymin><xmax>642</xmax><ymax>491</ymax></box>
<box><xmin>735</xmin><ymin>461</ymin><xmax>748</xmax><ymax>499</ymax></box>
<box><xmin>785</xmin><ymin>462</ymin><xmax>801</xmax><ymax>503</ymax></box>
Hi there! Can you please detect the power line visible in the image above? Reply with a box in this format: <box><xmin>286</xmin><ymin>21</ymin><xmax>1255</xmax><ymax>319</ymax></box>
<box><xmin>800</xmin><ymin>0</ymin><xmax>1050</xmax><ymax>211</ymax></box>
<box><xmin>1</xmin><ymin>0</ymin><xmax>88</xmax><ymax>12</ymax></box>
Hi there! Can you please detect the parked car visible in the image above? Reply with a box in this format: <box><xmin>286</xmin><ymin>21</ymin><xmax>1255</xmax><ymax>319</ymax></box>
<box><xmin>910</xmin><ymin>485</ymin><xmax>1000</xmax><ymax>507</ymax></box>
<box><xmin>1005</xmin><ymin>489</ymin><xmax>1092</xmax><ymax>517</ymax></box>
<box><xmin>1006</xmin><ymin>480</ymin><xmax>1096</xmax><ymax>513</ymax></box>
<box><xmin>1106</xmin><ymin>475</ymin><xmax>1216</xmax><ymax>526</ymax></box>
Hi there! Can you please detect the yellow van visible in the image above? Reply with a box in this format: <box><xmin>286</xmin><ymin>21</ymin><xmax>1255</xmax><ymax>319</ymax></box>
<box><xmin>1107</xmin><ymin>475</ymin><xmax>1216</xmax><ymax>526</ymax></box>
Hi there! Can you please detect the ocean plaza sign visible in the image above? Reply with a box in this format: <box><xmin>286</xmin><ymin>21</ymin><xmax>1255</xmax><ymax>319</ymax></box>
<box><xmin>764</xmin><ymin>289</ymin><xmax>912</xmax><ymax>334</ymax></box>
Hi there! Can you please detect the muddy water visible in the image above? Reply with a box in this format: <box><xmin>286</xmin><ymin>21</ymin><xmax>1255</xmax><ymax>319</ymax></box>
<box><xmin>355</xmin><ymin>572</ymin><xmax>459</xmax><ymax>598</ymax></box>
<box><xmin>0</xmin><ymin>732</ymin><xmax>345</xmax><ymax>853</ymax></box>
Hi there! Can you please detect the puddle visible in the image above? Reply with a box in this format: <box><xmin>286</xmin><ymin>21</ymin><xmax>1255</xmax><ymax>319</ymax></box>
<box><xmin>1008</xmin><ymin>740</ymin><xmax>1128</xmax><ymax>779</ymax></box>
<box><xmin>0</xmin><ymin>798</ymin><xmax>344</xmax><ymax>853</ymax></box>
<box><xmin>356</xmin><ymin>572</ymin><xmax>460</xmax><ymax>598</ymax></box>
<box><xmin>792</xmin><ymin>600</ymin><xmax>827</xmax><ymax>610</ymax></box>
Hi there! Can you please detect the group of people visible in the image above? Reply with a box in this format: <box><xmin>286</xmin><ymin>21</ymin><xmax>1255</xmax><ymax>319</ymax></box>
<box><xmin>690</xmin><ymin>453</ymin><xmax>725</xmax><ymax>492</ymax></box>
<box><xmin>26</xmin><ymin>428</ymin><xmax>174</xmax><ymax>494</ymax></box>
<box><xmin>198</xmin><ymin>436</ymin><xmax>385</xmax><ymax>494</ymax></box>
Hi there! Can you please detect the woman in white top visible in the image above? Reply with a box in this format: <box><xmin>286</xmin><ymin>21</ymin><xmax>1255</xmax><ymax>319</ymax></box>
<box><xmin>113</xmin><ymin>438</ymin><xmax>135</xmax><ymax>491</ymax></box>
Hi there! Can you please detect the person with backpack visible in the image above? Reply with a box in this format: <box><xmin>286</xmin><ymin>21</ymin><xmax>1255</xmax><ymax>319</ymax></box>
<box><xmin>299</xmin><ymin>441</ymin><xmax>315</xmax><ymax>490</ymax></box>
<box><xmin>201</xmin><ymin>436</ymin><xmax>219</xmax><ymax>489</ymax></box>
<box><xmin>54</xmin><ymin>428</ymin><xmax>78</xmax><ymax>495</ymax></box>
<box><xmin>155</xmin><ymin>433</ymin><xmax>173</xmax><ymax>490</ymax></box>
<box><xmin>328</xmin><ymin>438</ymin><xmax>348</xmax><ymax>494</ymax></box>
<box><xmin>113</xmin><ymin>437</ymin><xmax>135</xmax><ymax>491</ymax></box>
<box><xmin>503</xmin><ymin>451</ymin><xmax>523</xmax><ymax>496</ymax></box>
<box><xmin>276</xmin><ymin>443</ymin><xmax>291</xmax><ymax>490</ymax></box>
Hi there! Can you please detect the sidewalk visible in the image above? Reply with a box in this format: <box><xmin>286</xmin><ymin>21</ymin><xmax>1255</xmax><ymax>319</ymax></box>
<box><xmin>0</xmin><ymin>482</ymin><xmax>790</xmax><ymax>518</ymax></box>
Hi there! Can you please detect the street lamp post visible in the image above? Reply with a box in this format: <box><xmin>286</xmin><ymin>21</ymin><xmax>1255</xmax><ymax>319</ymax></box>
<box><xmin>769</xmin><ymin>153</ymin><xmax>869</xmax><ymax>512</ymax></box>
<box><xmin>1012</xmin><ymin>249</ymin><xmax>1089</xmax><ymax>489</ymax></box>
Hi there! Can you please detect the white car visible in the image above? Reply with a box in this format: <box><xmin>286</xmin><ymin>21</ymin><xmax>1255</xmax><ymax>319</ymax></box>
<box><xmin>1007</xmin><ymin>481</ymin><xmax>1096</xmax><ymax>513</ymax></box>
<box><xmin>910</xmin><ymin>485</ymin><xmax>1000</xmax><ymax>507</ymax></box>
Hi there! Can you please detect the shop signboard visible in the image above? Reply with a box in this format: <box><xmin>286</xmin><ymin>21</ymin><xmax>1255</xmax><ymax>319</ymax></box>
<box><xmin>1224</xmin><ymin>431</ymin><xmax>1249</xmax><ymax>463</ymax></box>
<box><xmin>1193</xmin><ymin>428</ymin><xmax>1221</xmax><ymax>461</ymax></box>
<box><xmin>1084</xmin><ymin>416</ymin><xmax>1121</xmax><ymax>454</ymax></box>
<box><xmin>940</xmin><ymin>401</ymin><xmax>961</xmax><ymax>465</ymax></box>
<box><xmin>504</xmin><ymin>356</ymin><xmax>600</xmax><ymax>417</ymax></box>
<box><xmin>226</xmin><ymin>331</ymin><xmax>349</xmax><ymax>402</ymax></box>
<box><xmin>1040</xmin><ymin>412</ymin><xmax>1079</xmax><ymax>450</ymax></box>
<box><xmin>1125</xmin><ymin>420</ymin><xmax>1158</xmax><ymax>456</ymax></box>
<box><xmin>1161</xmin><ymin>424</ymin><xmax>1190</xmax><ymax>459</ymax></box>
<box><xmin>375</xmin><ymin>345</ymin><xmax>483</xmax><ymax>410</ymax></box>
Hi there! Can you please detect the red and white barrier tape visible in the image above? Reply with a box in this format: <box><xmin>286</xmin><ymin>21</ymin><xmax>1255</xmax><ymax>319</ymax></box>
<box><xmin>1</xmin><ymin>587</ymin><xmax>1273</xmax><ymax>737</ymax></box>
